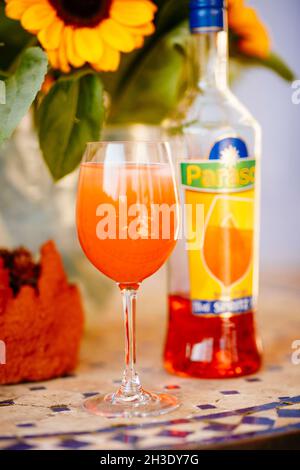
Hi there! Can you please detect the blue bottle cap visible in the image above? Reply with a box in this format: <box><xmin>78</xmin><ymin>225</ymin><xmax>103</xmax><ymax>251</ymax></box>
<box><xmin>189</xmin><ymin>0</ymin><xmax>227</xmax><ymax>33</ymax></box>
<box><xmin>190</xmin><ymin>0</ymin><xmax>226</xmax><ymax>8</ymax></box>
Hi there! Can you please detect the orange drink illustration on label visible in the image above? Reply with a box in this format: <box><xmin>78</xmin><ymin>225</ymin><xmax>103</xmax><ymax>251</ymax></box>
<box><xmin>203</xmin><ymin>197</ymin><xmax>253</xmax><ymax>291</ymax></box>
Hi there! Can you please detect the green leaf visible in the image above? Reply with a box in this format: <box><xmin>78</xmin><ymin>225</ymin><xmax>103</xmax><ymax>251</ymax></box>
<box><xmin>37</xmin><ymin>73</ymin><xmax>104</xmax><ymax>181</ymax></box>
<box><xmin>0</xmin><ymin>80</ymin><xmax>5</xmax><ymax>104</ymax></box>
<box><xmin>108</xmin><ymin>23</ymin><xmax>189</xmax><ymax>124</ymax></box>
<box><xmin>154</xmin><ymin>0</ymin><xmax>189</xmax><ymax>36</ymax></box>
<box><xmin>0</xmin><ymin>47</ymin><xmax>47</xmax><ymax>145</ymax></box>
<box><xmin>232</xmin><ymin>51</ymin><xmax>296</xmax><ymax>83</ymax></box>
<box><xmin>0</xmin><ymin>70</ymin><xmax>9</xmax><ymax>80</ymax></box>
<box><xmin>257</xmin><ymin>52</ymin><xmax>296</xmax><ymax>82</ymax></box>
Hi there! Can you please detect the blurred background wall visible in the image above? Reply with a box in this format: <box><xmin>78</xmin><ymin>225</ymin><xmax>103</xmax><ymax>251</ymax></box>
<box><xmin>234</xmin><ymin>0</ymin><xmax>300</xmax><ymax>269</ymax></box>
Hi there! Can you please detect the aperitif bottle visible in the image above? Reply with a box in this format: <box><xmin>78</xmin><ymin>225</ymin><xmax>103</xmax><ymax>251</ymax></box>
<box><xmin>164</xmin><ymin>0</ymin><xmax>262</xmax><ymax>378</ymax></box>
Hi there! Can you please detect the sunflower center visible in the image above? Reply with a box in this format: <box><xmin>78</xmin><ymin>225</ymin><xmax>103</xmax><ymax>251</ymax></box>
<box><xmin>49</xmin><ymin>0</ymin><xmax>113</xmax><ymax>27</ymax></box>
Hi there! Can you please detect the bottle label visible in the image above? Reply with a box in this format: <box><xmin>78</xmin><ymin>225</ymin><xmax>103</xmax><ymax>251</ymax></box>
<box><xmin>181</xmin><ymin>137</ymin><xmax>256</xmax><ymax>316</ymax></box>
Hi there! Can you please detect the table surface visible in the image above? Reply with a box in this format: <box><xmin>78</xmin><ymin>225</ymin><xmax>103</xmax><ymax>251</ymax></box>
<box><xmin>0</xmin><ymin>268</ymin><xmax>300</xmax><ymax>450</ymax></box>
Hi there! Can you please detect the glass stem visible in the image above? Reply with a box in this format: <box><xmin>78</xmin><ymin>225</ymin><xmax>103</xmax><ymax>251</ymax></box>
<box><xmin>116</xmin><ymin>285</ymin><xmax>143</xmax><ymax>401</ymax></box>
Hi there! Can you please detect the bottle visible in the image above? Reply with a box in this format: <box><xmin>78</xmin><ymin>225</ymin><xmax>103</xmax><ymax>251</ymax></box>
<box><xmin>164</xmin><ymin>0</ymin><xmax>262</xmax><ymax>378</ymax></box>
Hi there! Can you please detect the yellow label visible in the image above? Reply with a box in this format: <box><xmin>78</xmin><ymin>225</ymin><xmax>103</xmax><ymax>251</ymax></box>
<box><xmin>182</xmin><ymin>161</ymin><xmax>256</xmax><ymax>315</ymax></box>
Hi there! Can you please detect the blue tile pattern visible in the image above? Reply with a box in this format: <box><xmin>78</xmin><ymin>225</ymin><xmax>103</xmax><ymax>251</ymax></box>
<box><xmin>0</xmin><ymin>360</ymin><xmax>299</xmax><ymax>449</ymax></box>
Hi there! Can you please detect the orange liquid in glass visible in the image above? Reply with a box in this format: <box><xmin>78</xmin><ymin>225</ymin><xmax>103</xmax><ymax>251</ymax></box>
<box><xmin>76</xmin><ymin>162</ymin><xmax>177</xmax><ymax>284</ymax></box>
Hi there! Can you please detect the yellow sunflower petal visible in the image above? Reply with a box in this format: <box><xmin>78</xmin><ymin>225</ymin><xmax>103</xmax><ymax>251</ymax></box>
<box><xmin>239</xmin><ymin>38</ymin><xmax>269</xmax><ymax>59</ymax></box>
<box><xmin>47</xmin><ymin>49</ymin><xmax>59</xmax><ymax>69</ymax></box>
<box><xmin>38</xmin><ymin>18</ymin><xmax>64</xmax><ymax>50</ymax></box>
<box><xmin>229</xmin><ymin>6</ymin><xmax>260</xmax><ymax>31</ymax></box>
<box><xmin>41</xmin><ymin>73</ymin><xmax>55</xmax><ymax>94</ymax></box>
<box><xmin>91</xmin><ymin>43</ymin><xmax>120</xmax><ymax>72</ymax></box>
<box><xmin>111</xmin><ymin>0</ymin><xmax>156</xmax><ymax>26</ymax></box>
<box><xmin>138</xmin><ymin>0</ymin><xmax>157</xmax><ymax>12</ymax></box>
<box><xmin>5</xmin><ymin>0</ymin><xmax>33</xmax><ymax>20</ymax></box>
<box><xmin>73</xmin><ymin>27</ymin><xmax>103</xmax><ymax>63</ymax></box>
<box><xmin>239</xmin><ymin>25</ymin><xmax>271</xmax><ymax>59</ymax></box>
<box><xmin>126</xmin><ymin>22</ymin><xmax>155</xmax><ymax>36</ymax></box>
<box><xmin>58</xmin><ymin>37</ymin><xmax>71</xmax><ymax>73</ymax></box>
<box><xmin>228</xmin><ymin>0</ymin><xmax>244</xmax><ymax>12</ymax></box>
<box><xmin>21</xmin><ymin>3</ymin><xmax>56</xmax><ymax>32</ymax></box>
<box><xmin>5</xmin><ymin>0</ymin><xmax>40</xmax><ymax>20</ymax></box>
<box><xmin>133</xmin><ymin>35</ymin><xmax>144</xmax><ymax>48</ymax></box>
<box><xmin>65</xmin><ymin>26</ymin><xmax>85</xmax><ymax>68</ymax></box>
<box><xmin>99</xmin><ymin>18</ymin><xmax>135</xmax><ymax>53</ymax></box>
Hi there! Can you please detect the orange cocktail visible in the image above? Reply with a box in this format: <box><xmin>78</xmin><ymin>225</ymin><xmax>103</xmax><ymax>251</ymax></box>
<box><xmin>76</xmin><ymin>162</ymin><xmax>178</xmax><ymax>284</ymax></box>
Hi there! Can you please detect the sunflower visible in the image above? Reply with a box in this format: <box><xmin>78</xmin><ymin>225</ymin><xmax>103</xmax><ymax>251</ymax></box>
<box><xmin>228</xmin><ymin>0</ymin><xmax>271</xmax><ymax>59</ymax></box>
<box><xmin>5</xmin><ymin>0</ymin><xmax>157</xmax><ymax>73</ymax></box>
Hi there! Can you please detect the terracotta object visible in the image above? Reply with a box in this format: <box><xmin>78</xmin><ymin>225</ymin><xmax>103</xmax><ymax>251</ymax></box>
<box><xmin>0</xmin><ymin>241</ymin><xmax>84</xmax><ymax>384</ymax></box>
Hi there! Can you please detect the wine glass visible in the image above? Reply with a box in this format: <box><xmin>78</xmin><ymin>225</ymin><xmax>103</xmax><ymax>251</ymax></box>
<box><xmin>76</xmin><ymin>141</ymin><xmax>180</xmax><ymax>417</ymax></box>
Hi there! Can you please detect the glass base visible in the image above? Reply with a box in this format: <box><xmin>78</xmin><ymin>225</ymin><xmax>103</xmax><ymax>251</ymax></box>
<box><xmin>83</xmin><ymin>389</ymin><xmax>180</xmax><ymax>418</ymax></box>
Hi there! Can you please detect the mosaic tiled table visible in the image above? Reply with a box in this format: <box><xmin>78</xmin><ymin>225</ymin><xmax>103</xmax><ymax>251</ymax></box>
<box><xmin>0</xmin><ymin>269</ymin><xmax>300</xmax><ymax>450</ymax></box>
